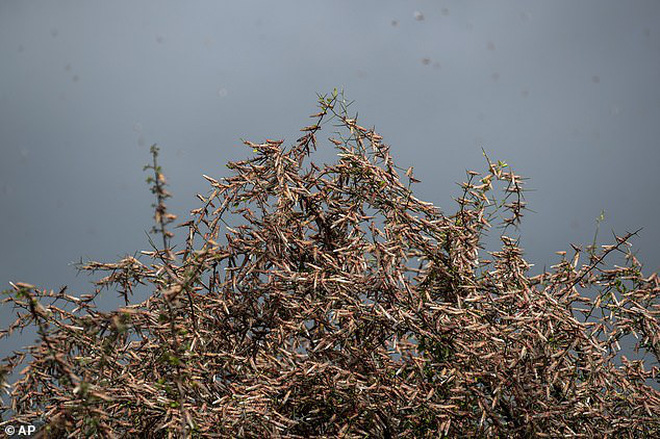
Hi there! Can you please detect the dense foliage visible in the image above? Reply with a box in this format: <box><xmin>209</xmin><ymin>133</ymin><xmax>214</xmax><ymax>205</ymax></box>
<box><xmin>1</xmin><ymin>92</ymin><xmax>659</xmax><ymax>437</ymax></box>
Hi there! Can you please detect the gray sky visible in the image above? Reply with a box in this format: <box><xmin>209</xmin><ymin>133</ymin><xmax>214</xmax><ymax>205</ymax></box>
<box><xmin>1</xmin><ymin>1</ymin><xmax>659</xmax><ymax>355</ymax></box>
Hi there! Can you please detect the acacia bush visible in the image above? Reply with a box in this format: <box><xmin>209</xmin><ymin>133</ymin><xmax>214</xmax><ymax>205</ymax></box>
<box><xmin>1</xmin><ymin>92</ymin><xmax>659</xmax><ymax>438</ymax></box>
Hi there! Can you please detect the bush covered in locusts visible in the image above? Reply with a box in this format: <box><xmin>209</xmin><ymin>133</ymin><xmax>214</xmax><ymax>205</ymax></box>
<box><xmin>1</xmin><ymin>91</ymin><xmax>659</xmax><ymax>437</ymax></box>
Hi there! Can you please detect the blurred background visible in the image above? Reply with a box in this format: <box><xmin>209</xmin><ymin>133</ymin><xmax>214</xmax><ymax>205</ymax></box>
<box><xmin>1</xmin><ymin>1</ymin><xmax>659</xmax><ymax>354</ymax></box>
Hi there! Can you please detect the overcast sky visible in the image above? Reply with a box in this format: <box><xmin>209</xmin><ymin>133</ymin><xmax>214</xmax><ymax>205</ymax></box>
<box><xmin>1</xmin><ymin>1</ymin><xmax>659</xmax><ymax>355</ymax></box>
